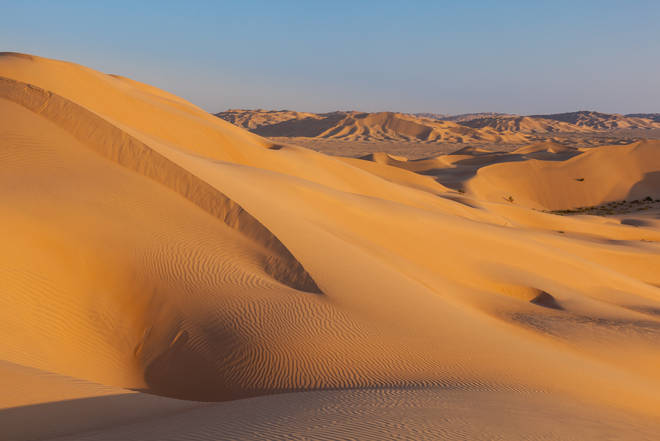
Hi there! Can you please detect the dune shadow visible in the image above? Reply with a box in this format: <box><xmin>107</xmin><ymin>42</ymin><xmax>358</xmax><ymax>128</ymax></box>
<box><xmin>142</xmin><ymin>329</ymin><xmax>242</xmax><ymax>402</ymax></box>
<box><xmin>626</xmin><ymin>171</ymin><xmax>660</xmax><ymax>201</ymax></box>
<box><xmin>418</xmin><ymin>153</ymin><xmax>528</xmax><ymax>190</ymax></box>
<box><xmin>422</xmin><ymin>148</ymin><xmax>583</xmax><ymax>190</ymax></box>
<box><xmin>621</xmin><ymin>218</ymin><xmax>654</xmax><ymax>227</ymax></box>
<box><xmin>0</xmin><ymin>393</ymin><xmax>196</xmax><ymax>441</ymax></box>
<box><xmin>530</xmin><ymin>291</ymin><xmax>564</xmax><ymax>310</ymax></box>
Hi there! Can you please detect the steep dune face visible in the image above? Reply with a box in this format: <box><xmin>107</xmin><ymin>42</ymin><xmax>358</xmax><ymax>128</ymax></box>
<box><xmin>3</xmin><ymin>53</ymin><xmax>660</xmax><ymax>438</ymax></box>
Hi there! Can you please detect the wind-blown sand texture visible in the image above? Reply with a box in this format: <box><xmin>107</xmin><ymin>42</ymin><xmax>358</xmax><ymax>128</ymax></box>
<box><xmin>2</xmin><ymin>52</ymin><xmax>660</xmax><ymax>440</ymax></box>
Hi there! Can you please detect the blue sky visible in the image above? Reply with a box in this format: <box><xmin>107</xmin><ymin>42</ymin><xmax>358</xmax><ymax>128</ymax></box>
<box><xmin>2</xmin><ymin>1</ymin><xmax>659</xmax><ymax>114</ymax></box>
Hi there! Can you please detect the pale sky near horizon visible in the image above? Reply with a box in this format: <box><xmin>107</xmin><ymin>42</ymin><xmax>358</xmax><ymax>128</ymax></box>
<box><xmin>2</xmin><ymin>0</ymin><xmax>659</xmax><ymax>115</ymax></box>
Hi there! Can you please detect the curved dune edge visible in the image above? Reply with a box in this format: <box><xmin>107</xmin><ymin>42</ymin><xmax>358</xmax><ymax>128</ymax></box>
<box><xmin>0</xmin><ymin>76</ymin><xmax>320</xmax><ymax>294</ymax></box>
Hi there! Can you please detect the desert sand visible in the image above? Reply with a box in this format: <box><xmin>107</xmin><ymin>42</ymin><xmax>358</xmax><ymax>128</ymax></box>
<box><xmin>2</xmin><ymin>52</ymin><xmax>660</xmax><ymax>440</ymax></box>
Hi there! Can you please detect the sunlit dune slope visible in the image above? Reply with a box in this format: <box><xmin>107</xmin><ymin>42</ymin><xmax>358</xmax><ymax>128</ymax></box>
<box><xmin>2</xmin><ymin>53</ymin><xmax>660</xmax><ymax>438</ymax></box>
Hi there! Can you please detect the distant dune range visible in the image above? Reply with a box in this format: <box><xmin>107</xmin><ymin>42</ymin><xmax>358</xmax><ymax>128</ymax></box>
<box><xmin>217</xmin><ymin>108</ymin><xmax>660</xmax><ymax>143</ymax></box>
<box><xmin>620</xmin><ymin>113</ymin><xmax>660</xmax><ymax>123</ymax></box>
<box><xmin>3</xmin><ymin>53</ymin><xmax>660</xmax><ymax>440</ymax></box>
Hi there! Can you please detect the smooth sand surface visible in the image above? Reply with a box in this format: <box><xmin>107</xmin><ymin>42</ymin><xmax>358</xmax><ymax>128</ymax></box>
<box><xmin>2</xmin><ymin>52</ymin><xmax>660</xmax><ymax>440</ymax></box>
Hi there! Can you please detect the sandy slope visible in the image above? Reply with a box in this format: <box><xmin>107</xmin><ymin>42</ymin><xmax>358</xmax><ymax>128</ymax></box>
<box><xmin>2</xmin><ymin>52</ymin><xmax>660</xmax><ymax>440</ymax></box>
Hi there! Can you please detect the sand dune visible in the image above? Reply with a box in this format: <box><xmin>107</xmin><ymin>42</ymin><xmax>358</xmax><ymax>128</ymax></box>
<box><xmin>3</xmin><ymin>52</ymin><xmax>660</xmax><ymax>440</ymax></box>
<box><xmin>218</xmin><ymin>109</ymin><xmax>660</xmax><ymax>146</ymax></box>
<box><xmin>531</xmin><ymin>111</ymin><xmax>660</xmax><ymax>130</ymax></box>
<box><xmin>6</xmin><ymin>360</ymin><xmax>660</xmax><ymax>441</ymax></box>
<box><xmin>467</xmin><ymin>141</ymin><xmax>660</xmax><ymax>209</ymax></box>
<box><xmin>459</xmin><ymin>115</ymin><xmax>594</xmax><ymax>133</ymax></box>
<box><xmin>363</xmin><ymin>139</ymin><xmax>660</xmax><ymax>209</ymax></box>
<box><xmin>218</xmin><ymin>109</ymin><xmax>528</xmax><ymax>143</ymax></box>
<box><xmin>415</xmin><ymin>112</ymin><xmax>514</xmax><ymax>122</ymax></box>
<box><xmin>627</xmin><ymin>113</ymin><xmax>660</xmax><ymax>123</ymax></box>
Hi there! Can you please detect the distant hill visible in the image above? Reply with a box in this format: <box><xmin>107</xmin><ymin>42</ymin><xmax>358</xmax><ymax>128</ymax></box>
<box><xmin>443</xmin><ymin>113</ymin><xmax>514</xmax><ymax>122</ymax></box>
<box><xmin>458</xmin><ymin>115</ymin><xmax>593</xmax><ymax>134</ymax></box>
<box><xmin>529</xmin><ymin>111</ymin><xmax>660</xmax><ymax>130</ymax></box>
<box><xmin>216</xmin><ymin>109</ymin><xmax>660</xmax><ymax>143</ymax></box>
<box><xmin>411</xmin><ymin>112</ymin><xmax>450</xmax><ymax>120</ymax></box>
<box><xmin>626</xmin><ymin>113</ymin><xmax>660</xmax><ymax>123</ymax></box>
<box><xmin>216</xmin><ymin>110</ymin><xmax>528</xmax><ymax>143</ymax></box>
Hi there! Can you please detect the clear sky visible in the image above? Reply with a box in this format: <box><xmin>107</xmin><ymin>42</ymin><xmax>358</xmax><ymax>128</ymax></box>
<box><xmin>2</xmin><ymin>0</ymin><xmax>659</xmax><ymax>115</ymax></box>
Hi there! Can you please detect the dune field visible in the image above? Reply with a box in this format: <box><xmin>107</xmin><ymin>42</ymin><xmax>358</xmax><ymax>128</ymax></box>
<box><xmin>2</xmin><ymin>52</ymin><xmax>660</xmax><ymax>440</ymax></box>
<box><xmin>217</xmin><ymin>109</ymin><xmax>660</xmax><ymax>147</ymax></box>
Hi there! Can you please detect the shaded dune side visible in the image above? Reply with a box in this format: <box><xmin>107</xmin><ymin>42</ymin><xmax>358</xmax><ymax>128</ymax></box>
<box><xmin>0</xmin><ymin>360</ymin><xmax>202</xmax><ymax>441</ymax></box>
<box><xmin>0</xmin><ymin>76</ymin><xmax>319</xmax><ymax>294</ymax></box>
